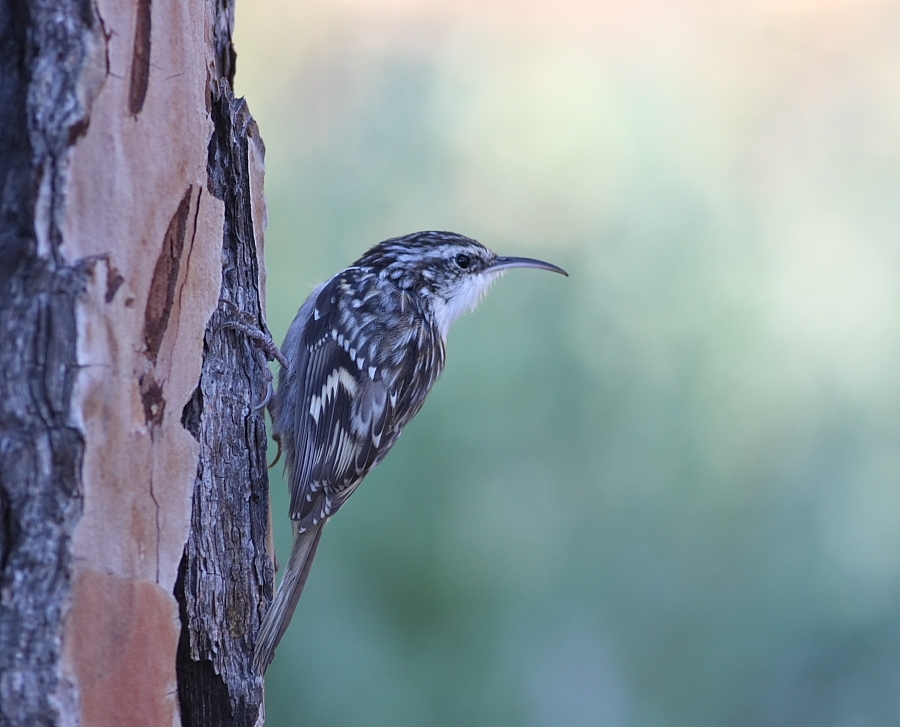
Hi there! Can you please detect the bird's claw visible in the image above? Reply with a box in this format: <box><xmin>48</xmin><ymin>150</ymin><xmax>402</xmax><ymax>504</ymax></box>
<box><xmin>269</xmin><ymin>434</ymin><xmax>283</xmax><ymax>469</ymax></box>
<box><xmin>254</xmin><ymin>381</ymin><xmax>274</xmax><ymax>412</ymax></box>
<box><xmin>216</xmin><ymin>300</ymin><xmax>287</xmax><ymax>368</ymax></box>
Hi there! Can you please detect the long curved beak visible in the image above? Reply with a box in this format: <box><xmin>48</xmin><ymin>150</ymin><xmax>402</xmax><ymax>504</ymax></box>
<box><xmin>488</xmin><ymin>256</ymin><xmax>569</xmax><ymax>276</ymax></box>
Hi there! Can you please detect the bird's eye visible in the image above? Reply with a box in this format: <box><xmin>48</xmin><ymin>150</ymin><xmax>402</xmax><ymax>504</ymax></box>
<box><xmin>455</xmin><ymin>253</ymin><xmax>471</xmax><ymax>269</ymax></box>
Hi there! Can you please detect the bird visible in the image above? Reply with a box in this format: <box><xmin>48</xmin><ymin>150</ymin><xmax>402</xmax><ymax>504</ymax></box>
<box><xmin>253</xmin><ymin>230</ymin><xmax>567</xmax><ymax>672</ymax></box>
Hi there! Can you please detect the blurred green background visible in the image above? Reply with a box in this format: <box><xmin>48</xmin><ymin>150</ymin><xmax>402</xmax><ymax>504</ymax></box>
<box><xmin>234</xmin><ymin>1</ymin><xmax>900</xmax><ymax>725</ymax></box>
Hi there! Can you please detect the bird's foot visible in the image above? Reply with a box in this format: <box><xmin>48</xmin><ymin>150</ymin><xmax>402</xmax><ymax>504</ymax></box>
<box><xmin>214</xmin><ymin>300</ymin><xmax>285</xmax><ymax>413</ymax></box>
<box><xmin>215</xmin><ymin>300</ymin><xmax>288</xmax><ymax>368</ymax></box>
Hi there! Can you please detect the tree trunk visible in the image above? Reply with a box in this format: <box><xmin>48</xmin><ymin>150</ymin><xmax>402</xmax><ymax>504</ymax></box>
<box><xmin>0</xmin><ymin>1</ymin><xmax>274</xmax><ymax>725</ymax></box>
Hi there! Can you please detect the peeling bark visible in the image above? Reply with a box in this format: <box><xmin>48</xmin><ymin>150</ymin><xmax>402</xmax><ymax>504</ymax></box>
<box><xmin>0</xmin><ymin>1</ymin><xmax>274</xmax><ymax>725</ymax></box>
<box><xmin>173</xmin><ymin>83</ymin><xmax>273</xmax><ymax>727</ymax></box>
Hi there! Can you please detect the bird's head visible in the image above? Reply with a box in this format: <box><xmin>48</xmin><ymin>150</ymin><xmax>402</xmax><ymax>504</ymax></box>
<box><xmin>356</xmin><ymin>231</ymin><xmax>567</xmax><ymax>337</ymax></box>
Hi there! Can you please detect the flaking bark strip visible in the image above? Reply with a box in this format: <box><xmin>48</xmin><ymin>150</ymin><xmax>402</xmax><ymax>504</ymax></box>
<box><xmin>128</xmin><ymin>0</ymin><xmax>152</xmax><ymax>115</ymax></box>
<box><xmin>143</xmin><ymin>185</ymin><xmax>193</xmax><ymax>365</ymax></box>
<box><xmin>175</xmin><ymin>82</ymin><xmax>271</xmax><ymax>725</ymax></box>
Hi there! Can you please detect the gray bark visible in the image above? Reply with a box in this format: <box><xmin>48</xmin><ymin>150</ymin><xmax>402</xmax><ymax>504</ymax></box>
<box><xmin>174</xmin><ymin>83</ymin><xmax>273</xmax><ymax>727</ymax></box>
<box><xmin>0</xmin><ymin>1</ymin><xmax>99</xmax><ymax>723</ymax></box>
<box><xmin>0</xmin><ymin>1</ymin><xmax>275</xmax><ymax>725</ymax></box>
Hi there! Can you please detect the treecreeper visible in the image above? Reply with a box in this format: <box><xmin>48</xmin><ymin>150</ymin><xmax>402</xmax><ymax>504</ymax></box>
<box><xmin>254</xmin><ymin>230</ymin><xmax>567</xmax><ymax>672</ymax></box>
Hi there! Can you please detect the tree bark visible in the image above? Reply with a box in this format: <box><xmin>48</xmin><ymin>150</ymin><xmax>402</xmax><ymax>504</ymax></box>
<box><xmin>0</xmin><ymin>1</ymin><xmax>273</xmax><ymax>726</ymax></box>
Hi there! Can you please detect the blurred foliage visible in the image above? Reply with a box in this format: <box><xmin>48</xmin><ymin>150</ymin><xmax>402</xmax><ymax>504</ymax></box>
<box><xmin>234</xmin><ymin>1</ymin><xmax>900</xmax><ymax>725</ymax></box>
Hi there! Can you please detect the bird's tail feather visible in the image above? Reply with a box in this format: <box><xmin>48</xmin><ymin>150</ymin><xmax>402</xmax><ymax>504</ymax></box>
<box><xmin>254</xmin><ymin>522</ymin><xmax>324</xmax><ymax>673</ymax></box>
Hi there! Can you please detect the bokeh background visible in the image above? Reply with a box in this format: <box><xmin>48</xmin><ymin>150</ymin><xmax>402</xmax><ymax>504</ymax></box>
<box><xmin>234</xmin><ymin>1</ymin><xmax>900</xmax><ymax>725</ymax></box>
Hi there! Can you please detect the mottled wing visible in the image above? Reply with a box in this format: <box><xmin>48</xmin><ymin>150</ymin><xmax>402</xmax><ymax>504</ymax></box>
<box><xmin>276</xmin><ymin>276</ymin><xmax>397</xmax><ymax>530</ymax></box>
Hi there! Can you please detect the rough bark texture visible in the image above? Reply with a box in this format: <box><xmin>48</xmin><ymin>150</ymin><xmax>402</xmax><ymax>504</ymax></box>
<box><xmin>0</xmin><ymin>1</ymin><xmax>102</xmax><ymax>724</ymax></box>
<box><xmin>174</xmin><ymin>83</ymin><xmax>273</xmax><ymax>727</ymax></box>
<box><xmin>0</xmin><ymin>0</ymin><xmax>273</xmax><ymax>725</ymax></box>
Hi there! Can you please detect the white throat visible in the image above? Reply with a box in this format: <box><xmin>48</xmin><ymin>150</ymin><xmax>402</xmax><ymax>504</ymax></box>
<box><xmin>429</xmin><ymin>272</ymin><xmax>501</xmax><ymax>339</ymax></box>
